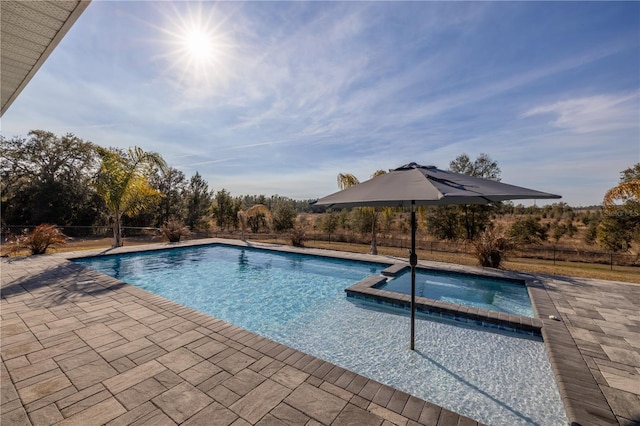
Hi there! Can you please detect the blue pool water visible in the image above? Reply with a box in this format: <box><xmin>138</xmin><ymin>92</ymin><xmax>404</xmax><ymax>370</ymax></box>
<box><xmin>75</xmin><ymin>244</ymin><xmax>567</xmax><ymax>425</ymax></box>
<box><xmin>379</xmin><ymin>269</ymin><xmax>534</xmax><ymax>317</ymax></box>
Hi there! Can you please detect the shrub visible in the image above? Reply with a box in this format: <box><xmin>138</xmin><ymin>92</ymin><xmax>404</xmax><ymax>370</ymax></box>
<box><xmin>271</xmin><ymin>199</ymin><xmax>297</xmax><ymax>232</ymax></box>
<box><xmin>474</xmin><ymin>227</ymin><xmax>513</xmax><ymax>268</ymax></box>
<box><xmin>8</xmin><ymin>224</ymin><xmax>66</xmax><ymax>255</ymax></box>
<box><xmin>161</xmin><ymin>220</ymin><xmax>191</xmax><ymax>243</ymax></box>
<box><xmin>290</xmin><ymin>224</ymin><xmax>307</xmax><ymax>247</ymax></box>
<box><xmin>508</xmin><ymin>217</ymin><xmax>547</xmax><ymax>245</ymax></box>
<box><xmin>584</xmin><ymin>222</ymin><xmax>597</xmax><ymax>245</ymax></box>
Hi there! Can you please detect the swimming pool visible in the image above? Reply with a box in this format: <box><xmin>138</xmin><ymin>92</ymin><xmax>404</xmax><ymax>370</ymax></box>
<box><xmin>379</xmin><ymin>269</ymin><xmax>534</xmax><ymax>317</ymax></box>
<box><xmin>75</xmin><ymin>244</ymin><xmax>567</xmax><ymax>425</ymax></box>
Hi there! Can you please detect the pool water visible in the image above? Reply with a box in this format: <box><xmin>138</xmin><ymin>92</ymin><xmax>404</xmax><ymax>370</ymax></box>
<box><xmin>78</xmin><ymin>245</ymin><xmax>384</xmax><ymax>336</ymax></box>
<box><xmin>75</xmin><ymin>244</ymin><xmax>567</xmax><ymax>426</ymax></box>
<box><xmin>379</xmin><ymin>269</ymin><xmax>534</xmax><ymax>317</ymax></box>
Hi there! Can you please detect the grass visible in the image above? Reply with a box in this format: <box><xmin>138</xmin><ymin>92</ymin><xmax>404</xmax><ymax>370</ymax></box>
<box><xmin>2</xmin><ymin>235</ymin><xmax>638</xmax><ymax>284</ymax></box>
<box><xmin>0</xmin><ymin>236</ymin><xmax>160</xmax><ymax>257</ymax></box>
<box><xmin>296</xmin><ymin>240</ymin><xmax>640</xmax><ymax>284</ymax></box>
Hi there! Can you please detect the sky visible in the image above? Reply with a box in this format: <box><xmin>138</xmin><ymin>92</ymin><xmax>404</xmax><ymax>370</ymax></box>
<box><xmin>2</xmin><ymin>1</ymin><xmax>639</xmax><ymax>207</ymax></box>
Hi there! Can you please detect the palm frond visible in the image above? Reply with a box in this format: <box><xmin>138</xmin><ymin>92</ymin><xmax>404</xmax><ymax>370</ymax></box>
<box><xmin>603</xmin><ymin>180</ymin><xmax>640</xmax><ymax>209</ymax></box>
<box><xmin>337</xmin><ymin>173</ymin><xmax>359</xmax><ymax>190</ymax></box>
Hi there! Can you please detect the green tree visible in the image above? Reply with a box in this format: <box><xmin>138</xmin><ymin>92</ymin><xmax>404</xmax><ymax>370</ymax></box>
<box><xmin>565</xmin><ymin>219</ymin><xmax>577</xmax><ymax>238</ymax></box>
<box><xmin>338</xmin><ymin>208</ymin><xmax>350</xmax><ymax>230</ymax></box>
<box><xmin>449</xmin><ymin>153</ymin><xmax>501</xmax><ymax>180</ymax></box>
<box><xmin>598</xmin><ymin>163</ymin><xmax>640</xmax><ymax>252</ymax></box>
<box><xmin>550</xmin><ymin>221</ymin><xmax>567</xmax><ymax>243</ymax></box>
<box><xmin>426</xmin><ymin>205</ymin><xmax>460</xmax><ymax>240</ymax></box>
<box><xmin>0</xmin><ymin>130</ymin><xmax>101</xmax><ymax>230</ymax></box>
<box><xmin>151</xmin><ymin>167</ymin><xmax>187</xmax><ymax>226</ymax></box>
<box><xmin>349</xmin><ymin>207</ymin><xmax>377</xmax><ymax>236</ymax></box>
<box><xmin>320</xmin><ymin>210</ymin><xmax>339</xmax><ymax>241</ymax></box>
<box><xmin>186</xmin><ymin>172</ymin><xmax>213</xmax><ymax>230</ymax></box>
<box><xmin>449</xmin><ymin>153</ymin><xmax>501</xmax><ymax>240</ymax></box>
<box><xmin>337</xmin><ymin>170</ymin><xmax>386</xmax><ymax>254</ymax></box>
<box><xmin>584</xmin><ymin>222</ymin><xmax>597</xmax><ymax>245</ymax></box>
<box><xmin>597</xmin><ymin>217</ymin><xmax>632</xmax><ymax>252</ymax></box>
<box><xmin>508</xmin><ymin>217</ymin><xmax>547</xmax><ymax>245</ymax></box>
<box><xmin>271</xmin><ymin>197</ymin><xmax>297</xmax><ymax>232</ymax></box>
<box><xmin>212</xmin><ymin>189</ymin><xmax>238</xmax><ymax>230</ymax></box>
<box><xmin>247</xmin><ymin>212</ymin><xmax>269</xmax><ymax>234</ymax></box>
<box><xmin>95</xmin><ymin>146</ymin><xmax>167</xmax><ymax>247</ymax></box>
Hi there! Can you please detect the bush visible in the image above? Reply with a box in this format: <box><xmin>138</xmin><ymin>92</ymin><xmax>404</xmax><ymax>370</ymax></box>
<box><xmin>474</xmin><ymin>227</ymin><xmax>513</xmax><ymax>268</ymax></box>
<box><xmin>508</xmin><ymin>217</ymin><xmax>547</xmax><ymax>245</ymax></box>
<box><xmin>290</xmin><ymin>224</ymin><xmax>307</xmax><ymax>247</ymax></box>
<box><xmin>161</xmin><ymin>220</ymin><xmax>191</xmax><ymax>242</ymax></box>
<box><xmin>8</xmin><ymin>224</ymin><xmax>67</xmax><ymax>255</ymax></box>
<box><xmin>271</xmin><ymin>199</ymin><xmax>297</xmax><ymax>232</ymax></box>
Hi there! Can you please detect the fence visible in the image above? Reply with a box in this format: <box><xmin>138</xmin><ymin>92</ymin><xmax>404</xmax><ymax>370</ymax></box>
<box><xmin>2</xmin><ymin>225</ymin><xmax>638</xmax><ymax>269</ymax></box>
<box><xmin>304</xmin><ymin>232</ymin><xmax>640</xmax><ymax>268</ymax></box>
<box><xmin>1</xmin><ymin>225</ymin><xmax>161</xmax><ymax>239</ymax></box>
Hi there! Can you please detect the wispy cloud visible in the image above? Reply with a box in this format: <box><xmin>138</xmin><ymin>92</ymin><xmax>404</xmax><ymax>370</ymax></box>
<box><xmin>522</xmin><ymin>92</ymin><xmax>640</xmax><ymax>133</ymax></box>
<box><xmin>2</xmin><ymin>1</ymin><xmax>638</xmax><ymax>206</ymax></box>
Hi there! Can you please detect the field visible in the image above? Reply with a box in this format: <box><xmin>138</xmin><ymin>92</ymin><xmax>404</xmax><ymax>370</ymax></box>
<box><xmin>3</xmin><ymin>233</ymin><xmax>637</xmax><ymax>284</ymax></box>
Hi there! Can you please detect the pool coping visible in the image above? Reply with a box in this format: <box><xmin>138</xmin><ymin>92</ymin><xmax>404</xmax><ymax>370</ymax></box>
<box><xmin>1</xmin><ymin>239</ymin><xmax>484</xmax><ymax>426</ymax></box>
<box><xmin>4</xmin><ymin>237</ymin><xmax>629</xmax><ymax>425</ymax></box>
<box><xmin>62</xmin><ymin>238</ymin><xmax>620</xmax><ymax>425</ymax></box>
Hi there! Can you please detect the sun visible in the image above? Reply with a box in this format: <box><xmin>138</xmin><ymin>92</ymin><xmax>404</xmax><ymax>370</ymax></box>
<box><xmin>182</xmin><ymin>27</ymin><xmax>216</xmax><ymax>62</ymax></box>
<box><xmin>154</xmin><ymin>3</ymin><xmax>233</xmax><ymax>90</ymax></box>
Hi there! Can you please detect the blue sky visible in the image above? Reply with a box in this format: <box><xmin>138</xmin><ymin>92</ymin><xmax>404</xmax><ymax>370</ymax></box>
<box><xmin>3</xmin><ymin>1</ymin><xmax>639</xmax><ymax>206</ymax></box>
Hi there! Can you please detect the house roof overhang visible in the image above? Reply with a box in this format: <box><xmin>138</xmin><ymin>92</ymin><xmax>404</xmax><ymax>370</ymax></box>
<box><xmin>1</xmin><ymin>1</ymin><xmax>91</xmax><ymax>116</ymax></box>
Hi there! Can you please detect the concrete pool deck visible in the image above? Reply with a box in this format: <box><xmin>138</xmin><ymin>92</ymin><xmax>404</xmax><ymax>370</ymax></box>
<box><xmin>1</xmin><ymin>238</ymin><xmax>639</xmax><ymax>425</ymax></box>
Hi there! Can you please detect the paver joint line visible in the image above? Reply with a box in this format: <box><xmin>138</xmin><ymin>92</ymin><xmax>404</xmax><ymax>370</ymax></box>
<box><xmin>2</xmin><ymin>238</ymin><xmax>637</xmax><ymax>426</ymax></box>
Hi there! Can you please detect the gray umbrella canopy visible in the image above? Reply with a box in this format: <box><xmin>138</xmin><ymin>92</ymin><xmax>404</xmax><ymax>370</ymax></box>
<box><xmin>315</xmin><ymin>162</ymin><xmax>561</xmax><ymax>208</ymax></box>
<box><xmin>314</xmin><ymin>162</ymin><xmax>560</xmax><ymax>350</ymax></box>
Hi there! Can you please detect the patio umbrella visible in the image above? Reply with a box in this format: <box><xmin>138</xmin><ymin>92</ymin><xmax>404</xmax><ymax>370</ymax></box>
<box><xmin>314</xmin><ymin>162</ymin><xmax>561</xmax><ymax>350</ymax></box>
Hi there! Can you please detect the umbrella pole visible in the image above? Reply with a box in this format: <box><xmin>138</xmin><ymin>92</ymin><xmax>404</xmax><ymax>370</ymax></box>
<box><xmin>410</xmin><ymin>201</ymin><xmax>417</xmax><ymax>350</ymax></box>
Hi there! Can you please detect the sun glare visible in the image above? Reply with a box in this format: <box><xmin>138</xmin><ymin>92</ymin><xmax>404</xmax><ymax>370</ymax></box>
<box><xmin>155</xmin><ymin>3</ymin><xmax>234</xmax><ymax>91</ymax></box>
<box><xmin>183</xmin><ymin>28</ymin><xmax>215</xmax><ymax>61</ymax></box>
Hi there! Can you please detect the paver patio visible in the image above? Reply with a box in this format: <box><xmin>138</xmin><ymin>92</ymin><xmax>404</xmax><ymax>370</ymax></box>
<box><xmin>1</xmin><ymin>239</ymin><xmax>638</xmax><ymax>425</ymax></box>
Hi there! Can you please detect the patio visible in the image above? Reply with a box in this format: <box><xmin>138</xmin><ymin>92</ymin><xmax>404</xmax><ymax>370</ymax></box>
<box><xmin>1</xmin><ymin>239</ymin><xmax>638</xmax><ymax>425</ymax></box>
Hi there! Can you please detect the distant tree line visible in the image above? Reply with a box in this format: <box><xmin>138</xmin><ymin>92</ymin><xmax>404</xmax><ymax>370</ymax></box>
<box><xmin>1</xmin><ymin>131</ymin><xmax>312</xmax><ymax>247</ymax></box>
<box><xmin>2</xmin><ymin>130</ymin><xmax>638</xmax><ymax>255</ymax></box>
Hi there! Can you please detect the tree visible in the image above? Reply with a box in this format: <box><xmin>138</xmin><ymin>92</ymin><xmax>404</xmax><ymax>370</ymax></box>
<box><xmin>237</xmin><ymin>204</ymin><xmax>271</xmax><ymax>240</ymax></box>
<box><xmin>603</xmin><ymin>163</ymin><xmax>640</xmax><ymax>215</ymax></box>
<box><xmin>450</xmin><ymin>153</ymin><xmax>501</xmax><ymax>180</ymax></box>
<box><xmin>247</xmin><ymin>211</ymin><xmax>269</xmax><ymax>233</ymax></box>
<box><xmin>320</xmin><ymin>210</ymin><xmax>339</xmax><ymax>241</ymax></box>
<box><xmin>426</xmin><ymin>205</ymin><xmax>460</xmax><ymax>240</ymax></box>
<box><xmin>508</xmin><ymin>217</ymin><xmax>547</xmax><ymax>245</ymax></box>
<box><xmin>212</xmin><ymin>189</ymin><xmax>238</xmax><ymax>230</ymax></box>
<box><xmin>550</xmin><ymin>221</ymin><xmax>567</xmax><ymax>243</ymax></box>
<box><xmin>271</xmin><ymin>197</ymin><xmax>297</xmax><ymax>232</ymax></box>
<box><xmin>151</xmin><ymin>167</ymin><xmax>187</xmax><ymax>226</ymax></box>
<box><xmin>337</xmin><ymin>170</ymin><xmax>386</xmax><ymax>254</ymax></box>
<box><xmin>427</xmin><ymin>153</ymin><xmax>501</xmax><ymax>241</ymax></box>
<box><xmin>95</xmin><ymin>146</ymin><xmax>167</xmax><ymax>247</ymax></box>
<box><xmin>598</xmin><ymin>163</ymin><xmax>640</xmax><ymax>252</ymax></box>
<box><xmin>597</xmin><ymin>217</ymin><xmax>632</xmax><ymax>252</ymax></box>
<box><xmin>584</xmin><ymin>222</ymin><xmax>597</xmax><ymax>245</ymax></box>
<box><xmin>1</xmin><ymin>130</ymin><xmax>101</xmax><ymax>230</ymax></box>
<box><xmin>186</xmin><ymin>172</ymin><xmax>213</xmax><ymax>231</ymax></box>
<box><xmin>449</xmin><ymin>153</ymin><xmax>501</xmax><ymax>240</ymax></box>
